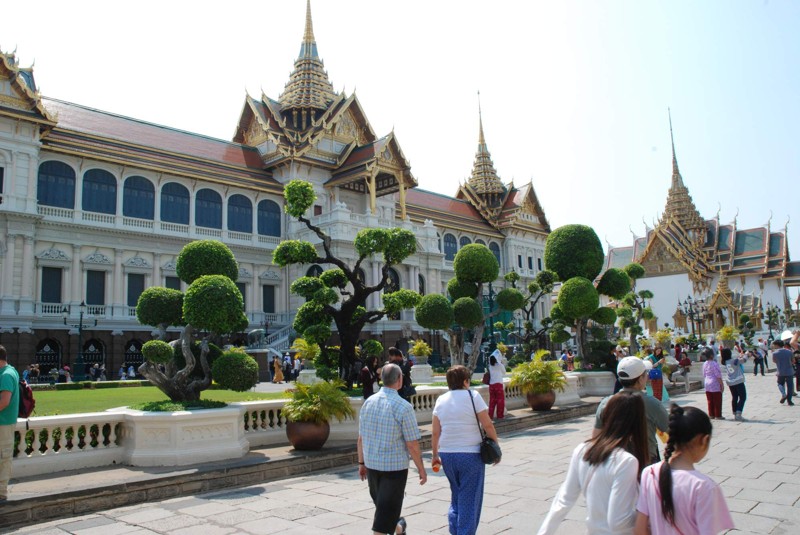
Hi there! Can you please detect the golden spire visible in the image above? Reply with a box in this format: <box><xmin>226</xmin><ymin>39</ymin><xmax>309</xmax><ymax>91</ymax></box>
<box><xmin>669</xmin><ymin>108</ymin><xmax>683</xmax><ymax>189</ymax></box>
<box><xmin>662</xmin><ymin>110</ymin><xmax>705</xmax><ymax>238</ymax></box>
<box><xmin>468</xmin><ymin>92</ymin><xmax>504</xmax><ymax>197</ymax></box>
<box><xmin>279</xmin><ymin>0</ymin><xmax>337</xmax><ymax>114</ymax></box>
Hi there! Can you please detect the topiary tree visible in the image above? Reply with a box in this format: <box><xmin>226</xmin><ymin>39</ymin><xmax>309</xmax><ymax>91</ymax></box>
<box><xmin>543</xmin><ymin>225</ymin><xmax>630</xmax><ymax>359</ymax></box>
<box><xmin>505</xmin><ymin>269</ymin><xmax>557</xmax><ymax>353</ymax></box>
<box><xmin>614</xmin><ymin>262</ymin><xmax>654</xmax><ymax>353</ymax></box>
<box><xmin>137</xmin><ymin>240</ymin><xmax>251</xmax><ymax>401</ymax></box>
<box><xmin>415</xmin><ymin>244</ymin><xmax>524</xmax><ymax>370</ymax></box>
<box><xmin>272</xmin><ymin>180</ymin><xmax>421</xmax><ymax>378</ymax></box>
<box><xmin>212</xmin><ymin>347</ymin><xmax>259</xmax><ymax>392</ymax></box>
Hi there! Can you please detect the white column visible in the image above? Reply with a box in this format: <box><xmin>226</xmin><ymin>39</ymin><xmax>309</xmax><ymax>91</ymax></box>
<box><xmin>154</xmin><ymin>185</ymin><xmax>162</xmax><ymax>224</ymax></box>
<box><xmin>188</xmin><ymin>191</ymin><xmax>196</xmax><ymax>229</ymax></box>
<box><xmin>113</xmin><ymin>249</ymin><xmax>124</xmax><ymax>315</ymax></box>
<box><xmin>221</xmin><ymin>197</ymin><xmax>229</xmax><ymax>232</ymax></box>
<box><xmin>19</xmin><ymin>236</ymin><xmax>35</xmax><ymax>313</ymax></box>
<box><xmin>251</xmin><ymin>266</ymin><xmax>259</xmax><ymax>314</ymax></box>
<box><xmin>71</xmin><ymin>245</ymin><xmax>82</xmax><ymax>304</ymax></box>
<box><xmin>152</xmin><ymin>253</ymin><xmax>161</xmax><ymax>287</ymax></box>
<box><xmin>116</xmin><ymin>177</ymin><xmax>125</xmax><ymax>223</ymax></box>
<box><xmin>1</xmin><ymin>234</ymin><xmax>16</xmax><ymax>300</ymax></box>
<box><xmin>74</xmin><ymin>171</ymin><xmax>83</xmax><ymax>212</ymax></box>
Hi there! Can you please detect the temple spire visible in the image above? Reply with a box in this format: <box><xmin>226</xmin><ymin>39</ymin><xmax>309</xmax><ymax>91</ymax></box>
<box><xmin>300</xmin><ymin>0</ymin><xmax>317</xmax><ymax>59</ymax></box>
<box><xmin>669</xmin><ymin>108</ymin><xmax>683</xmax><ymax>188</ymax></box>
<box><xmin>468</xmin><ymin>93</ymin><xmax>504</xmax><ymax>199</ymax></box>
<box><xmin>478</xmin><ymin>91</ymin><xmax>486</xmax><ymax>147</ymax></box>
<box><xmin>662</xmin><ymin>109</ymin><xmax>706</xmax><ymax>243</ymax></box>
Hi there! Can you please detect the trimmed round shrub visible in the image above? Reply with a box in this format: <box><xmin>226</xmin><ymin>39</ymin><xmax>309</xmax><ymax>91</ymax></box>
<box><xmin>303</xmin><ymin>324</ymin><xmax>332</xmax><ymax>345</ymax></box>
<box><xmin>496</xmin><ymin>288</ymin><xmax>525</xmax><ymax>311</ymax></box>
<box><xmin>384</xmin><ymin>228</ymin><xmax>417</xmax><ymax>264</ymax></box>
<box><xmin>320</xmin><ymin>268</ymin><xmax>348</xmax><ymax>289</ymax></box>
<box><xmin>212</xmin><ymin>348</ymin><xmax>259</xmax><ymax>392</ymax></box>
<box><xmin>176</xmin><ymin>240</ymin><xmax>238</xmax><ymax>284</ymax></box>
<box><xmin>142</xmin><ymin>340</ymin><xmax>174</xmax><ymax>364</ymax></box>
<box><xmin>557</xmin><ymin>277</ymin><xmax>599</xmax><ymax>319</ymax></box>
<box><xmin>624</xmin><ymin>262</ymin><xmax>646</xmax><ymax>280</ymax></box>
<box><xmin>136</xmin><ymin>287</ymin><xmax>184</xmax><ymax>327</ymax></box>
<box><xmin>544</xmin><ymin>225</ymin><xmax>605</xmax><ymax>281</ymax></box>
<box><xmin>453</xmin><ymin>297</ymin><xmax>483</xmax><ymax>328</ymax></box>
<box><xmin>294</xmin><ymin>301</ymin><xmax>332</xmax><ymax>336</ymax></box>
<box><xmin>290</xmin><ymin>277</ymin><xmax>325</xmax><ymax>299</ymax></box>
<box><xmin>362</xmin><ymin>339</ymin><xmax>384</xmax><ymax>357</ymax></box>
<box><xmin>284</xmin><ymin>179</ymin><xmax>316</xmax><ymax>218</ymax></box>
<box><xmin>174</xmin><ymin>341</ymin><xmax>223</xmax><ymax>379</ymax></box>
<box><xmin>415</xmin><ymin>294</ymin><xmax>454</xmax><ymax>330</ymax></box>
<box><xmin>272</xmin><ymin>240</ymin><xmax>318</xmax><ymax>266</ymax></box>
<box><xmin>453</xmin><ymin>244</ymin><xmax>500</xmax><ymax>284</ymax></box>
<box><xmin>550</xmin><ymin>328</ymin><xmax>572</xmax><ymax>344</ymax></box>
<box><xmin>383</xmin><ymin>289</ymin><xmax>421</xmax><ymax>313</ymax></box>
<box><xmin>447</xmin><ymin>278</ymin><xmax>478</xmax><ymax>300</ymax></box>
<box><xmin>184</xmin><ymin>275</ymin><xmax>248</xmax><ymax>334</ymax></box>
<box><xmin>591</xmin><ymin>306</ymin><xmax>618</xmax><ymax>325</ymax></box>
<box><xmin>596</xmin><ymin>268</ymin><xmax>632</xmax><ymax>300</ymax></box>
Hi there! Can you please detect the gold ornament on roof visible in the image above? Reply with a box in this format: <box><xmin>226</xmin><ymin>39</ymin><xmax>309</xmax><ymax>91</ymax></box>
<box><xmin>663</xmin><ymin>110</ymin><xmax>706</xmax><ymax>244</ymax></box>
<box><xmin>468</xmin><ymin>93</ymin><xmax>504</xmax><ymax>197</ymax></box>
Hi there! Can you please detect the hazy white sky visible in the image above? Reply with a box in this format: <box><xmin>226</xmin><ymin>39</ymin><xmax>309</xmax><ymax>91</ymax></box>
<box><xmin>5</xmin><ymin>1</ymin><xmax>800</xmax><ymax>295</ymax></box>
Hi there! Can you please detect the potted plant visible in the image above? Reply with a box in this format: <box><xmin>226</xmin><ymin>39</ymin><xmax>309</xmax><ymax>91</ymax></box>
<box><xmin>653</xmin><ymin>329</ymin><xmax>673</xmax><ymax>350</ymax></box>
<box><xmin>509</xmin><ymin>350</ymin><xmax>567</xmax><ymax>411</ymax></box>
<box><xmin>282</xmin><ymin>380</ymin><xmax>355</xmax><ymax>450</ymax></box>
<box><xmin>409</xmin><ymin>339</ymin><xmax>432</xmax><ymax>365</ymax></box>
<box><xmin>716</xmin><ymin>325</ymin><xmax>739</xmax><ymax>349</ymax></box>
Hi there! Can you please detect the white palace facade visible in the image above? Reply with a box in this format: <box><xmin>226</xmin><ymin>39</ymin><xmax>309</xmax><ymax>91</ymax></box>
<box><xmin>0</xmin><ymin>2</ymin><xmax>552</xmax><ymax>371</ymax></box>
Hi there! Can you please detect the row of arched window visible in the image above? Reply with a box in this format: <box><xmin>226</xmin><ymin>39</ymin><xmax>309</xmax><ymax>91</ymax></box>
<box><xmin>441</xmin><ymin>233</ymin><xmax>502</xmax><ymax>264</ymax></box>
<box><xmin>37</xmin><ymin>161</ymin><xmax>281</xmax><ymax>236</ymax></box>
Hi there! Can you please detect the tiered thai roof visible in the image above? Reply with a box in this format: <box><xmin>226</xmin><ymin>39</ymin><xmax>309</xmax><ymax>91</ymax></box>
<box><xmin>662</xmin><ymin>113</ymin><xmax>706</xmax><ymax>242</ymax></box>
<box><xmin>0</xmin><ymin>48</ymin><xmax>56</xmax><ymax>127</ymax></box>
<box><xmin>467</xmin><ymin>107</ymin><xmax>505</xmax><ymax>196</ymax></box>
<box><xmin>405</xmin><ymin>189</ymin><xmax>504</xmax><ymax>237</ymax></box>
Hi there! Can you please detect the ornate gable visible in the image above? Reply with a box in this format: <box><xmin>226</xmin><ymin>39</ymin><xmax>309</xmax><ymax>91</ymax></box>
<box><xmin>0</xmin><ymin>49</ymin><xmax>57</xmax><ymax>128</ymax></box>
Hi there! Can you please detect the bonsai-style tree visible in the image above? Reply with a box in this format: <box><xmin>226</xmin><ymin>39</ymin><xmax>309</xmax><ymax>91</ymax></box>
<box><xmin>272</xmin><ymin>180</ymin><xmax>421</xmax><ymax>374</ymax></box>
<box><xmin>614</xmin><ymin>263</ymin><xmax>654</xmax><ymax>352</ymax></box>
<box><xmin>415</xmin><ymin>243</ymin><xmax>525</xmax><ymax>370</ymax></box>
<box><xmin>544</xmin><ymin>225</ymin><xmax>628</xmax><ymax>359</ymax></box>
<box><xmin>505</xmin><ymin>269</ymin><xmax>557</xmax><ymax>351</ymax></box>
<box><xmin>737</xmin><ymin>314</ymin><xmax>755</xmax><ymax>345</ymax></box>
<box><xmin>137</xmin><ymin>240</ymin><xmax>251</xmax><ymax>401</ymax></box>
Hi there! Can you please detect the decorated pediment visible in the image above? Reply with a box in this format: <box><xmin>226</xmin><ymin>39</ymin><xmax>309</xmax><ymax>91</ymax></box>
<box><xmin>36</xmin><ymin>247</ymin><xmax>70</xmax><ymax>263</ymax></box>
<box><xmin>639</xmin><ymin>238</ymin><xmax>688</xmax><ymax>277</ymax></box>
<box><xmin>0</xmin><ymin>49</ymin><xmax>56</xmax><ymax>126</ymax></box>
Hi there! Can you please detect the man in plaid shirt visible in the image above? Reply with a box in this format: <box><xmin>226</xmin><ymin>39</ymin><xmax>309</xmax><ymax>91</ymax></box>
<box><xmin>358</xmin><ymin>363</ymin><xmax>427</xmax><ymax>535</ymax></box>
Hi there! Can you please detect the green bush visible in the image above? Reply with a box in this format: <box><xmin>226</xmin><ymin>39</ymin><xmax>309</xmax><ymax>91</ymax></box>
<box><xmin>284</xmin><ymin>179</ymin><xmax>316</xmax><ymax>218</ymax></box>
<box><xmin>362</xmin><ymin>340</ymin><xmax>384</xmax><ymax>357</ymax></box>
<box><xmin>320</xmin><ymin>268</ymin><xmax>348</xmax><ymax>289</ymax></box>
<box><xmin>282</xmin><ymin>380</ymin><xmax>355</xmax><ymax>424</ymax></box>
<box><xmin>496</xmin><ymin>288</ymin><xmax>525</xmax><ymax>311</ymax></box>
<box><xmin>176</xmin><ymin>240</ymin><xmax>238</xmax><ymax>284</ymax></box>
<box><xmin>557</xmin><ymin>277</ymin><xmax>599</xmax><ymax>319</ymax></box>
<box><xmin>272</xmin><ymin>240</ymin><xmax>318</xmax><ymax>266</ymax></box>
<box><xmin>294</xmin><ymin>301</ymin><xmax>332</xmax><ymax>338</ymax></box>
<box><xmin>136</xmin><ymin>287</ymin><xmax>184</xmax><ymax>328</ymax></box>
<box><xmin>453</xmin><ymin>244</ymin><xmax>500</xmax><ymax>284</ymax></box>
<box><xmin>291</xmin><ymin>277</ymin><xmax>325</xmax><ymax>299</ymax></box>
<box><xmin>94</xmin><ymin>382</ymin><xmax>122</xmax><ymax>389</ymax></box>
<box><xmin>212</xmin><ymin>348</ymin><xmax>259</xmax><ymax>392</ymax></box>
<box><xmin>415</xmin><ymin>294</ymin><xmax>454</xmax><ymax>330</ymax></box>
<box><xmin>453</xmin><ymin>297</ymin><xmax>483</xmax><ymax>328</ymax></box>
<box><xmin>142</xmin><ymin>340</ymin><xmax>174</xmax><ymax>364</ymax></box>
<box><xmin>183</xmin><ymin>275</ymin><xmax>248</xmax><ymax>334</ymax></box>
<box><xmin>591</xmin><ymin>306</ymin><xmax>618</xmax><ymax>326</ymax></box>
<box><xmin>447</xmin><ymin>278</ymin><xmax>478</xmax><ymax>300</ymax></box>
<box><xmin>624</xmin><ymin>262</ymin><xmax>646</xmax><ymax>280</ymax></box>
<box><xmin>55</xmin><ymin>382</ymin><xmax>84</xmax><ymax>391</ymax></box>
<box><xmin>545</xmin><ymin>224</ymin><xmax>605</xmax><ymax>281</ymax></box>
<box><xmin>596</xmin><ymin>268</ymin><xmax>632</xmax><ymax>300</ymax></box>
<box><xmin>130</xmin><ymin>400</ymin><xmax>227</xmax><ymax>412</ymax></box>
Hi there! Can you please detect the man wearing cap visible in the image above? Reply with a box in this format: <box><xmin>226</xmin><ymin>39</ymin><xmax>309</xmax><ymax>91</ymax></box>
<box><xmin>593</xmin><ymin>356</ymin><xmax>669</xmax><ymax>465</ymax></box>
<box><xmin>772</xmin><ymin>330</ymin><xmax>800</xmax><ymax>405</ymax></box>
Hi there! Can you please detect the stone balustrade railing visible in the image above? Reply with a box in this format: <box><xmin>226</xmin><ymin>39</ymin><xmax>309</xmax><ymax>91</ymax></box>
<box><xmin>12</xmin><ymin>374</ymin><xmax>611</xmax><ymax>479</ymax></box>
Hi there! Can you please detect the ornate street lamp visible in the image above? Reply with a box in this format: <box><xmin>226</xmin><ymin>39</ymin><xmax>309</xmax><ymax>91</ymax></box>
<box><xmin>63</xmin><ymin>301</ymin><xmax>98</xmax><ymax>382</ymax></box>
<box><xmin>679</xmin><ymin>296</ymin><xmax>709</xmax><ymax>340</ymax></box>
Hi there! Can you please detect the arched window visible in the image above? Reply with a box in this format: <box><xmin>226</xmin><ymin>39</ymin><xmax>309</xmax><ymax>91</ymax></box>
<box><xmin>459</xmin><ymin>236</ymin><xmax>472</xmax><ymax>249</ymax></box>
<box><xmin>82</xmin><ymin>169</ymin><xmax>117</xmax><ymax>214</ymax></box>
<box><xmin>37</xmin><ymin>161</ymin><xmax>75</xmax><ymax>209</ymax></box>
<box><xmin>123</xmin><ymin>176</ymin><xmax>154</xmax><ymax>220</ymax></box>
<box><xmin>82</xmin><ymin>338</ymin><xmax>105</xmax><ymax>366</ymax></box>
<box><xmin>489</xmin><ymin>242</ymin><xmax>502</xmax><ymax>268</ymax></box>
<box><xmin>257</xmin><ymin>199</ymin><xmax>281</xmax><ymax>236</ymax></box>
<box><xmin>35</xmin><ymin>338</ymin><xmax>62</xmax><ymax>370</ymax></box>
<box><xmin>195</xmin><ymin>188</ymin><xmax>222</xmax><ymax>229</ymax></box>
<box><xmin>475</xmin><ymin>239</ymin><xmax>486</xmax><ymax>246</ymax></box>
<box><xmin>306</xmin><ymin>265</ymin><xmax>323</xmax><ymax>277</ymax></box>
<box><xmin>418</xmin><ymin>274</ymin><xmax>426</xmax><ymax>296</ymax></box>
<box><xmin>124</xmin><ymin>339</ymin><xmax>144</xmax><ymax>368</ymax></box>
<box><xmin>385</xmin><ymin>268</ymin><xmax>401</xmax><ymax>320</ymax></box>
<box><xmin>160</xmin><ymin>182</ymin><xmax>190</xmax><ymax>224</ymax></box>
<box><xmin>228</xmin><ymin>194</ymin><xmax>253</xmax><ymax>233</ymax></box>
<box><xmin>444</xmin><ymin>233</ymin><xmax>457</xmax><ymax>261</ymax></box>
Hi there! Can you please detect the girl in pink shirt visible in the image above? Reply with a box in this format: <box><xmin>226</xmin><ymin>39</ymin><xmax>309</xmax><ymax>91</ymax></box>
<box><xmin>701</xmin><ymin>347</ymin><xmax>724</xmax><ymax>419</ymax></box>
<box><xmin>634</xmin><ymin>405</ymin><xmax>734</xmax><ymax>535</ymax></box>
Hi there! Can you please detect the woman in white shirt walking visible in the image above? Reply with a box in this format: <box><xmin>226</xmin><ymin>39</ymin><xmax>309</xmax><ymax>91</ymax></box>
<box><xmin>431</xmin><ymin>365</ymin><xmax>499</xmax><ymax>535</ymax></box>
<box><xmin>537</xmin><ymin>390</ymin><xmax>649</xmax><ymax>535</ymax></box>
<box><xmin>487</xmin><ymin>354</ymin><xmax>506</xmax><ymax>419</ymax></box>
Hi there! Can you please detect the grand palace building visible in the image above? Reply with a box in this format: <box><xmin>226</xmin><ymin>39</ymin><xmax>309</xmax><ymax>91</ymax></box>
<box><xmin>0</xmin><ymin>2</ymin><xmax>552</xmax><ymax>371</ymax></box>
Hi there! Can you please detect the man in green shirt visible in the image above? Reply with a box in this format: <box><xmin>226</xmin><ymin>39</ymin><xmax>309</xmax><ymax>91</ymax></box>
<box><xmin>0</xmin><ymin>344</ymin><xmax>20</xmax><ymax>501</ymax></box>
<box><xmin>593</xmin><ymin>356</ymin><xmax>668</xmax><ymax>464</ymax></box>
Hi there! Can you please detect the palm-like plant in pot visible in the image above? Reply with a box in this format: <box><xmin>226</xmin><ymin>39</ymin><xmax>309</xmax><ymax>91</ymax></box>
<box><xmin>509</xmin><ymin>350</ymin><xmax>567</xmax><ymax>411</ymax></box>
<box><xmin>282</xmin><ymin>380</ymin><xmax>355</xmax><ymax>450</ymax></box>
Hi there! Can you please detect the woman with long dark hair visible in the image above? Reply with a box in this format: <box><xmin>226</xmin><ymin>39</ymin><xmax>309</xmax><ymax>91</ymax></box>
<box><xmin>359</xmin><ymin>356</ymin><xmax>380</xmax><ymax>399</ymax></box>
<box><xmin>635</xmin><ymin>405</ymin><xmax>733</xmax><ymax>534</ymax></box>
<box><xmin>537</xmin><ymin>390</ymin><xmax>649</xmax><ymax>534</ymax></box>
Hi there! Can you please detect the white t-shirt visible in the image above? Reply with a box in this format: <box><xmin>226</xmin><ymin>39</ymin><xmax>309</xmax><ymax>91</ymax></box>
<box><xmin>432</xmin><ymin>389</ymin><xmax>488</xmax><ymax>453</ymax></box>
<box><xmin>488</xmin><ymin>361</ymin><xmax>505</xmax><ymax>385</ymax></box>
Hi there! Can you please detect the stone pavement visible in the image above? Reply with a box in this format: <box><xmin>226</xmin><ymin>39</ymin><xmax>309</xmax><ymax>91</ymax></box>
<box><xmin>6</xmin><ymin>374</ymin><xmax>799</xmax><ymax>535</ymax></box>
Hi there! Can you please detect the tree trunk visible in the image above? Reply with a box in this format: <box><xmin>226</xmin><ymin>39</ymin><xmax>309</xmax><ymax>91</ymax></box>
<box><xmin>138</xmin><ymin>325</ymin><xmax>209</xmax><ymax>403</ymax></box>
<box><xmin>575</xmin><ymin>319</ymin><xmax>590</xmax><ymax>360</ymax></box>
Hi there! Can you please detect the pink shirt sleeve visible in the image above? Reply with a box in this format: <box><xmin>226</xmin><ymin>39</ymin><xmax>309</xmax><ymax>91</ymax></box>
<box><xmin>636</xmin><ymin>467</ymin><xmax>653</xmax><ymax>516</ymax></box>
<box><xmin>693</xmin><ymin>478</ymin><xmax>735</xmax><ymax>534</ymax></box>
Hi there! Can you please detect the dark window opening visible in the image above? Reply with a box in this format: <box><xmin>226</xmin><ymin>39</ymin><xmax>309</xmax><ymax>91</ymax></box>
<box><xmin>41</xmin><ymin>267</ymin><xmax>63</xmax><ymax>303</ymax></box>
<box><xmin>86</xmin><ymin>270</ymin><xmax>106</xmax><ymax>305</ymax></box>
<box><xmin>123</xmin><ymin>176</ymin><xmax>155</xmax><ymax>219</ymax></box>
<box><xmin>127</xmin><ymin>273</ymin><xmax>145</xmax><ymax>307</ymax></box>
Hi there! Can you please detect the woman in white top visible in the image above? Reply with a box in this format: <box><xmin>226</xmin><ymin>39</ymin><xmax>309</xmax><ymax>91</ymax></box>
<box><xmin>487</xmin><ymin>354</ymin><xmax>506</xmax><ymax>419</ymax></box>
<box><xmin>537</xmin><ymin>390</ymin><xmax>649</xmax><ymax>535</ymax></box>
<box><xmin>432</xmin><ymin>365</ymin><xmax>499</xmax><ymax>535</ymax></box>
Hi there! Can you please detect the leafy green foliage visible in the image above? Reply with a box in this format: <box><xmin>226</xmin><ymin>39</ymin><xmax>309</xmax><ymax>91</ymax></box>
<box><xmin>294</xmin><ymin>302</ymin><xmax>332</xmax><ymax>339</ymax></box>
<box><xmin>136</xmin><ymin>287</ymin><xmax>184</xmax><ymax>327</ymax></box>
<box><xmin>624</xmin><ymin>262</ymin><xmax>646</xmax><ymax>280</ymax></box>
<box><xmin>131</xmin><ymin>400</ymin><xmax>227</xmax><ymax>412</ymax></box>
<box><xmin>383</xmin><ymin>289</ymin><xmax>422</xmax><ymax>314</ymax></box>
<box><xmin>447</xmin><ymin>278</ymin><xmax>478</xmax><ymax>300</ymax></box>
<box><xmin>557</xmin><ymin>277</ymin><xmax>599</xmax><ymax>319</ymax></box>
<box><xmin>591</xmin><ymin>306</ymin><xmax>618</xmax><ymax>325</ymax></box>
<box><xmin>272</xmin><ymin>240</ymin><xmax>318</xmax><ymax>267</ymax></box>
<box><xmin>362</xmin><ymin>340</ymin><xmax>384</xmax><ymax>357</ymax></box>
<box><xmin>596</xmin><ymin>268</ymin><xmax>632</xmax><ymax>300</ymax></box>
<box><xmin>291</xmin><ymin>338</ymin><xmax>321</xmax><ymax>362</ymax></box>
<box><xmin>142</xmin><ymin>340</ymin><xmax>174</xmax><ymax>364</ymax></box>
<box><xmin>184</xmin><ymin>275</ymin><xmax>248</xmax><ymax>334</ymax></box>
<box><xmin>174</xmin><ymin>341</ymin><xmax>223</xmax><ymax>379</ymax></box>
<box><xmin>504</xmin><ymin>271</ymin><xmax>521</xmax><ymax>284</ymax></box>
<box><xmin>354</xmin><ymin>227</ymin><xmax>416</xmax><ymax>264</ymax></box>
<box><xmin>212</xmin><ymin>348</ymin><xmax>259</xmax><ymax>392</ymax></box>
<box><xmin>545</xmin><ymin>224</ymin><xmax>605</xmax><ymax>281</ymax></box>
<box><xmin>453</xmin><ymin>297</ymin><xmax>483</xmax><ymax>328</ymax></box>
<box><xmin>509</xmin><ymin>358</ymin><xmax>567</xmax><ymax>395</ymax></box>
<box><xmin>549</xmin><ymin>326</ymin><xmax>572</xmax><ymax>344</ymax></box>
<box><xmin>415</xmin><ymin>294</ymin><xmax>455</xmax><ymax>330</ymax></box>
<box><xmin>303</xmin><ymin>324</ymin><xmax>332</xmax><ymax>345</ymax></box>
<box><xmin>176</xmin><ymin>240</ymin><xmax>238</xmax><ymax>284</ymax></box>
<box><xmin>284</xmin><ymin>179</ymin><xmax>316</xmax><ymax>218</ymax></box>
<box><xmin>312</xmin><ymin>287</ymin><xmax>339</xmax><ymax>306</ymax></box>
<box><xmin>291</xmin><ymin>277</ymin><xmax>325</xmax><ymax>299</ymax></box>
<box><xmin>496</xmin><ymin>288</ymin><xmax>525</xmax><ymax>311</ymax></box>
<box><xmin>320</xmin><ymin>268</ymin><xmax>348</xmax><ymax>289</ymax></box>
<box><xmin>453</xmin><ymin>244</ymin><xmax>500</xmax><ymax>283</ymax></box>
<box><xmin>282</xmin><ymin>380</ymin><xmax>355</xmax><ymax>424</ymax></box>
<box><xmin>313</xmin><ymin>346</ymin><xmax>339</xmax><ymax>381</ymax></box>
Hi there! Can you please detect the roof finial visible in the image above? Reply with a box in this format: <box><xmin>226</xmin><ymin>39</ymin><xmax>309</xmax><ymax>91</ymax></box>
<box><xmin>478</xmin><ymin>90</ymin><xmax>486</xmax><ymax>146</ymax></box>
<box><xmin>669</xmin><ymin>108</ymin><xmax>681</xmax><ymax>184</ymax></box>
<box><xmin>304</xmin><ymin>0</ymin><xmax>315</xmax><ymax>46</ymax></box>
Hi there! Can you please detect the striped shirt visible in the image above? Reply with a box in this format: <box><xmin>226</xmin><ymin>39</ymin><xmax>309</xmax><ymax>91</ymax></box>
<box><xmin>359</xmin><ymin>386</ymin><xmax>421</xmax><ymax>471</ymax></box>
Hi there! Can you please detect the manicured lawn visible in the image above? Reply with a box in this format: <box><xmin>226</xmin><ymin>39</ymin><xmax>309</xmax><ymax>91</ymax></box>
<box><xmin>31</xmin><ymin>387</ymin><xmax>292</xmax><ymax>416</ymax></box>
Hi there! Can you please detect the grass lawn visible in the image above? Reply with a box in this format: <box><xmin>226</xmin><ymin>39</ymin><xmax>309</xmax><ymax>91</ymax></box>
<box><xmin>32</xmin><ymin>387</ymin><xmax>293</xmax><ymax>416</ymax></box>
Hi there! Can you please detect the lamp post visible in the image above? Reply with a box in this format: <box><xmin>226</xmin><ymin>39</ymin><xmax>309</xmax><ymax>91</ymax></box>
<box><xmin>63</xmin><ymin>301</ymin><xmax>98</xmax><ymax>382</ymax></box>
<box><xmin>679</xmin><ymin>296</ymin><xmax>708</xmax><ymax>340</ymax></box>
<box><xmin>763</xmin><ymin>302</ymin><xmax>781</xmax><ymax>344</ymax></box>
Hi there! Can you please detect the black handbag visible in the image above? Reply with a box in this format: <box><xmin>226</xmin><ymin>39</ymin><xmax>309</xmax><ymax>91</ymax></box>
<box><xmin>468</xmin><ymin>389</ymin><xmax>502</xmax><ymax>465</ymax></box>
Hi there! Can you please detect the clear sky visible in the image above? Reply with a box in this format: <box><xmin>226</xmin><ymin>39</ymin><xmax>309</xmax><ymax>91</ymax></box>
<box><xmin>4</xmin><ymin>0</ymin><xmax>799</xmax><ymax>301</ymax></box>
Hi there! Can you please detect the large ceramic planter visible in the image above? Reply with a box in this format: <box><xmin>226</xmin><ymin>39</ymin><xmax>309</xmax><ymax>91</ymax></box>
<box><xmin>721</xmin><ymin>340</ymin><xmax>735</xmax><ymax>349</ymax></box>
<box><xmin>526</xmin><ymin>391</ymin><xmax>556</xmax><ymax>411</ymax></box>
<box><xmin>286</xmin><ymin>421</ymin><xmax>331</xmax><ymax>450</ymax></box>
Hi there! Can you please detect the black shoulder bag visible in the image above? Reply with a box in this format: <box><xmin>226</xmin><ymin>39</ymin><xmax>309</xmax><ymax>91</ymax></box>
<box><xmin>468</xmin><ymin>389</ymin><xmax>502</xmax><ymax>465</ymax></box>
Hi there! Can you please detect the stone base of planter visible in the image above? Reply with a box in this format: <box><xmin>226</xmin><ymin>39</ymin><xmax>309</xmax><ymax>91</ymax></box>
<box><xmin>297</xmin><ymin>369</ymin><xmax>323</xmax><ymax>385</ymax></box>
<box><xmin>411</xmin><ymin>364</ymin><xmax>433</xmax><ymax>385</ymax></box>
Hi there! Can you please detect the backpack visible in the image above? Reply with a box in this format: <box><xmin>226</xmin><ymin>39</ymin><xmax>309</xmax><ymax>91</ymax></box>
<box><xmin>18</xmin><ymin>378</ymin><xmax>35</xmax><ymax>419</ymax></box>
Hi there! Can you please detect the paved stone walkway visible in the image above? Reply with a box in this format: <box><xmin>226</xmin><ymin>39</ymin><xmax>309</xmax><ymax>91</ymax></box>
<box><xmin>7</xmin><ymin>373</ymin><xmax>799</xmax><ymax>534</ymax></box>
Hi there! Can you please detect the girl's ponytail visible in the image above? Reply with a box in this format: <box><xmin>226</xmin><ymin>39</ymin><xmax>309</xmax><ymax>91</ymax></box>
<box><xmin>659</xmin><ymin>404</ymin><xmax>682</xmax><ymax>526</ymax></box>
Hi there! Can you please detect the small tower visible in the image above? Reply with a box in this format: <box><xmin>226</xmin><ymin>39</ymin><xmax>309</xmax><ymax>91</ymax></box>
<box><xmin>467</xmin><ymin>95</ymin><xmax>505</xmax><ymax>208</ymax></box>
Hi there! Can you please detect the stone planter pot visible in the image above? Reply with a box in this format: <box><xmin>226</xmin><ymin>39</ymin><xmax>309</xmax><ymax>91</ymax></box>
<box><xmin>526</xmin><ymin>391</ymin><xmax>556</xmax><ymax>411</ymax></box>
<box><xmin>286</xmin><ymin>421</ymin><xmax>331</xmax><ymax>450</ymax></box>
<box><xmin>721</xmin><ymin>340</ymin><xmax>735</xmax><ymax>349</ymax></box>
